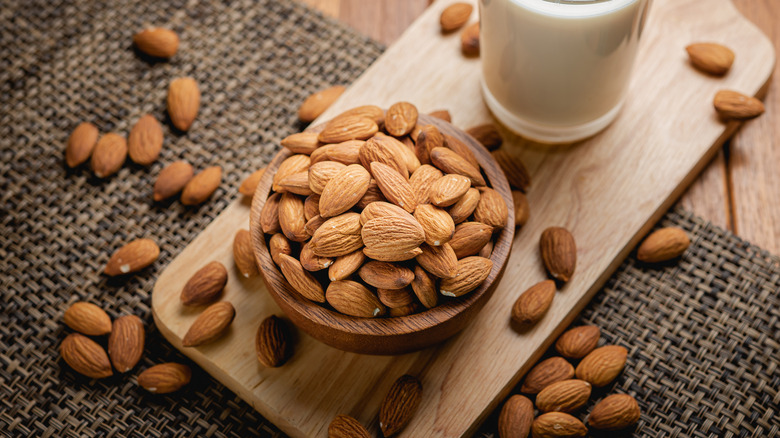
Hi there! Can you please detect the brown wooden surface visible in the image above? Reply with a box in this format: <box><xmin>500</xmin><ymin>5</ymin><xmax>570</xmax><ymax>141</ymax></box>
<box><xmin>301</xmin><ymin>0</ymin><xmax>780</xmax><ymax>254</ymax></box>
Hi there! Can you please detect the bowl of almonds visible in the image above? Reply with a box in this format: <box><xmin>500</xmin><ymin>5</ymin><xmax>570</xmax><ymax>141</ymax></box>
<box><xmin>249</xmin><ymin>102</ymin><xmax>514</xmax><ymax>354</ymax></box>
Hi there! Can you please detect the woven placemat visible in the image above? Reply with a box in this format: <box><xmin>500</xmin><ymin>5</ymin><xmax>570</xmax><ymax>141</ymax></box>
<box><xmin>1</xmin><ymin>1</ymin><xmax>778</xmax><ymax>437</ymax></box>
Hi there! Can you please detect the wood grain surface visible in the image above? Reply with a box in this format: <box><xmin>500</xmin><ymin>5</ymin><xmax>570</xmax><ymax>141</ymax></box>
<box><xmin>303</xmin><ymin>0</ymin><xmax>780</xmax><ymax>253</ymax></box>
<box><xmin>152</xmin><ymin>0</ymin><xmax>775</xmax><ymax>437</ymax></box>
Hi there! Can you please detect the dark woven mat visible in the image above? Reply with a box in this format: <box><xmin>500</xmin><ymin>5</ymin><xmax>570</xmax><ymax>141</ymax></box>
<box><xmin>0</xmin><ymin>1</ymin><xmax>778</xmax><ymax>437</ymax></box>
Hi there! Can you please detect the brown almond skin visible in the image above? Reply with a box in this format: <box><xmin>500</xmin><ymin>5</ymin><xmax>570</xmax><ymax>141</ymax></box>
<box><xmin>636</xmin><ymin>227</ymin><xmax>690</xmax><ymax>263</ymax></box>
<box><xmin>466</xmin><ymin>123</ymin><xmax>502</xmax><ymax>151</ymax></box>
<box><xmin>575</xmin><ymin>345</ymin><xmax>628</xmax><ymax>387</ymax></box>
<box><xmin>133</xmin><ymin>28</ymin><xmax>179</xmax><ymax>58</ymax></box>
<box><xmin>555</xmin><ymin>325</ymin><xmax>600</xmax><ymax>359</ymax></box>
<box><xmin>279</xmin><ymin>171</ymin><xmax>314</xmax><ymax>196</ymax></box>
<box><xmin>273</xmin><ymin>154</ymin><xmax>311</xmax><ymax>192</ymax></box>
<box><xmin>282</xmin><ymin>132</ymin><xmax>321</xmax><ymax>155</ymax></box>
<box><xmin>128</xmin><ymin>114</ymin><xmax>163</xmax><ymax>165</ymax></box>
<box><xmin>180</xmin><ymin>261</ymin><xmax>228</xmax><ymax>306</ymax></box>
<box><xmin>233</xmin><ymin>229</ymin><xmax>259</xmax><ymax>278</ymax></box>
<box><xmin>535</xmin><ymin>379</ymin><xmax>592</xmax><ymax>413</ymax></box>
<box><xmin>167</xmin><ymin>77</ymin><xmax>200</xmax><ymax>131</ymax></box>
<box><xmin>444</xmin><ymin>134</ymin><xmax>480</xmax><ymax>169</ymax></box>
<box><xmin>388</xmin><ymin>302</ymin><xmax>420</xmax><ymax>317</ymax></box>
<box><xmin>326</xmin><ymin>280</ymin><xmax>386</xmax><ymax>318</ymax></box>
<box><xmin>298</xmin><ymin>85</ymin><xmax>346</xmax><ymax>123</ymax></box>
<box><xmin>377</xmin><ymin>287</ymin><xmax>415</xmax><ymax>308</ymax></box>
<box><xmin>277</xmin><ymin>253</ymin><xmax>326</xmax><ymax>302</ymax></box>
<box><xmin>65</xmin><ymin>122</ymin><xmax>99</xmax><ymax>168</ymax></box>
<box><xmin>91</xmin><ymin>133</ymin><xmax>127</xmax><ymax>178</ymax></box>
<box><xmin>299</xmin><ymin>241</ymin><xmax>333</xmax><ymax>271</ymax></box>
<box><xmin>269</xmin><ymin>233</ymin><xmax>292</xmax><ymax>266</ymax></box>
<box><xmin>358</xmin><ymin>261</ymin><xmax>414</xmax><ymax>289</ymax></box>
<box><xmin>439</xmin><ymin>256</ymin><xmax>492</xmax><ymax>297</ymax></box>
<box><xmin>385</xmin><ymin>101</ymin><xmax>418</xmax><ymax>137</ymax></box>
<box><xmin>498</xmin><ymin>394</ymin><xmax>533</xmax><ymax>438</ymax></box>
<box><xmin>379</xmin><ymin>374</ymin><xmax>422</xmax><ymax>437</ymax></box>
<box><xmin>181</xmin><ymin>166</ymin><xmax>222</xmax><ymax>205</ymax></box>
<box><xmin>713</xmin><ymin>90</ymin><xmax>765</xmax><ymax>120</ymax></box>
<box><xmin>440</xmin><ymin>2</ymin><xmax>473</xmax><ymax>32</ymax></box>
<box><xmin>429</xmin><ymin>110</ymin><xmax>452</xmax><ymax>123</ymax></box>
<box><xmin>429</xmin><ymin>174</ymin><xmax>471</xmax><ymax>207</ymax></box>
<box><xmin>310</xmin><ymin>213</ymin><xmax>364</xmax><ymax>258</ymax></box>
<box><xmin>332</xmin><ymin>105</ymin><xmax>385</xmax><ymax>125</ymax></box>
<box><xmin>137</xmin><ymin>363</ymin><xmax>191</xmax><ymax>394</ymax></box>
<box><xmin>520</xmin><ymin>356</ymin><xmax>574</xmax><ymax>394</ymax></box>
<box><xmin>108</xmin><ymin>315</ymin><xmax>145</xmax><ymax>373</ymax></box>
<box><xmin>531</xmin><ymin>412</ymin><xmax>587</xmax><ymax>438</ymax></box>
<box><xmin>415</xmin><ymin>125</ymin><xmax>444</xmax><ymax>165</ymax></box>
<box><xmin>319</xmin><ymin>164</ymin><xmax>371</xmax><ymax>217</ymax></box>
<box><xmin>686</xmin><ymin>42</ymin><xmax>734</xmax><ymax>76</ymax></box>
<box><xmin>461</xmin><ymin>22</ymin><xmax>480</xmax><ymax>57</ymax></box>
<box><xmin>416</xmin><ymin>243</ymin><xmax>458</xmax><ymax>279</ymax></box>
<box><xmin>588</xmin><ymin>394</ymin><xmax>641</xmax><ymax>431</ymax></box>
<box><xmin>448</xmin><ymin>187</ymin><xmax>480</xmax><ymax>224</ymax></box>
<box><xmin>104</xmin><ymin>238</ymin><xmax>160</xmax><ymax>276</ymax></box>
<box><xmin>360</xmin><ymin>135</ymin><xmax>409</xmax><ymax>178</ymax></box>
<box><xmin>414</xmin><ymin>204</ymin><xmax>455</xmax><ymax>246</ymax></box>
<box><xmin>449</xmin><ymin>221</ymin><xmax>493</xmax><ymax>259</ymax></box>
<box><xmin>511</xmin><ymin>280</ymin><xmax>556</xmax><ymax>327</ymax></box>
<box><xmin>255</xmin><ymin>315</ymin><xmax>291</xmax><ymax>367</ymax></box>
<box><xmin>304</xmin><ymin>194</ymin><xmax>321</xmax><ymax>220</ymax></box>
<box><xmin>328</xmin><ymin>249</ymin><xmax>366</xmax><ymax>282</ymax></box>
<box><xmin>63</xmin><ymin>302</ymin><xmax>112</xmax><ymax>336</ymax></box>
<box><xmin>318</xmin><ymin>116</ymin><xmax>378</xmax><ymax>143</ymax></box>
<box><xmin>410</xmin><ymin>165</ymin><xmax>444</xmax><ymax>205</ymax></box>
<box><xmin>154</xmin><ymin>161</ymin><xmax>194</xmax><ymax>201</ymax></box>
<box><xmin>474</xmin><ymin>187</ymin><xmax>509</xmax><ymax>231</ymax></box>
<box><xmin>60</xmin><ymin>333</ymin><xmax>113</xmax><ymax>379</ymax></box>
<box><xmin>278</xmin><ymin>192</ymin><xmax>308</xmax><ymax>242</ymax></box>
<box><xmin>182</xmin><ymin>301</ymin><xmax>235</xmax><ymax>347</ymax></box>
<box><xmin>239</xmin><ymin>167</ymin><xmax>266</xmax><ymax>197</ymax></box>
<box><xmin>540</xmin><ymin>227</ymin><xmax>576</xmax><ymax>283</ymax></box>
<box><xmin>492</xmin><ymin>149</ymin><xmax>531</xmax><ymax>192</ymax></box>
<box><xmin>329</xmin><ymin>414</ymin><xmax>370</xmax><ymax>438</ymax></box>
<box><xmin>431</xmin><ymin>146</ymin><xmax>485</xmax><ymax>186</ymax></box>
<box><xmin>512</xmin><ymin>191</ymin><xmax>530</xmax><ymax>227</ymax></box>
<box><xmin>371</xmin><ymin>161</ymin><xmax>418</xmax><ymax>213</ymax></box>
<box><xmin>260</xmin><ymin>192</ymin><xmax>283</xmax><ymax>234</ymax></box>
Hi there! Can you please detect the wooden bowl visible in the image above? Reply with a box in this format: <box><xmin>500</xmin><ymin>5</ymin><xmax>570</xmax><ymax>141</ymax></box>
<box><xmin>249</xmin><ymin>114</ymin><xmax>514</xmax><ymax>355</ymax></box>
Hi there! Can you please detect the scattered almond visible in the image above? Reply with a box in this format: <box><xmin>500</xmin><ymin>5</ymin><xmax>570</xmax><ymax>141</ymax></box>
<box><xmin>439</xmin><ymin>256</ymin><xmax>492</xmax><ymax>297</ymax></box>
<box><xmin>182</xmin><ymin>301</ymin><xmax>235</xmax><ymax>347</ymax></box>
<box><xmin>63</xmin><ymin>302</ymin><xmax>112</xmax><ymax>336</ymax></box>
<box><xmin>531</xmin><ymin>412</ymin><xmax>587</xmax><ymax>438</ymax></box>
<box><xmin>536</xmin><ymin>379</ymin><xmax>592</xmax><ymax>413</ymax></box>
<box><xmin>588</xmin><ymin>394</ymin><xmax>641</xmax><ymax>431</ymax></box>
<box><xmin>127</xmin><ymin>114</ymin><xmax>163</xmax><ymax>165</ymax></box>
<box><xmin>466</xmin><ymin>123</ymin><xmax>502</xmax><ymax>150</ymax></box>
<box><xmin>686</xmin><ymin>42</ymin><xmax>734</xmax><ymax>76</ymax></box>
<box><xmin>492</xmin><ymin>149</ymin><xmax>531</xmax><ymax>192</ymax></box>
<box><xmin>379</xmin><ymin>375</ymin><xmax>422</xmax><ymax>437</ymax></box>
<box><xmin>91</xmin><ymin>132</ymin><xmax>127</xmax><ymax>178</ymax></box>
<box><xmin>540</xmin><ymin>227</ymin><xmax>576</xmax><ymax>283</ymax></box>
<box><xmin>154</xmin><ymin>160</ymin><xmax>194</xmax><ymax>201</ymax></box>
<box><xmin>108</xmin><ymin>315</ymin><xmax>144</xmax><ymax>373</ymax></box>
<box><xmin>328</xmin><ymin>414</ymin><xmax>370</xmax><ymax>438</ymax></box>
<box><xmin>575</xmin><ymin>345</ymin><xmax>627</xmax><ymax>387</ymax></box>
<box><xmin>181</xmin><ymin>166</ymin><xmax>221</xmax><ymax>205</ymax></box>
<box><xmin>133</xmin><ymin>27</ymin><xmax>179</xmax><ymax>58</ymax></box>
<box><xmin>461</xmin><ymin>22</ymin><xmax>480</xmax><ymax>57</ymax></box>
<box><xmin>555</xmin><ymin>325</ymin><xmax>600</xmax><ymax>359</ymax></box>
<box><xmin>440</xmin><ymin>2</ymin><xmax>473</xmax><ymax>32</ymax></box>
<box><xmin>255</xmin><ymin>315</ymin><xmax>291</xmax><ymax>367</ymax></box>
<box><xmin>520</xmin><ymin>356</ymin><xmax>574</xmax><ymax>394</ymax></box>
<box><xmin>180</xmin><ymin>261</ymin><xmax>228</xmax><ymax>306</ymax></box>
<box><xmin>498</xmin><ymin>395</ymin><xmax>534</xmax><ymax>438</ymax></box>
<box><xmin>511</xmin><ymin>280</ymin><xmax>556</xmax><ymax>327</ymax></box>
<box><xmin>137</xmin><ymin>362</ymin><xmax>191</xmax><ymax>394</ymax></box>
<box><xmin>167</xmin><ymin>77</ymin><xmax>200</xmax><ymax>131</ymax></box>
<box><xmin>104</xmin><ymin>238</ymin><xmax>160</xmax><ymax>276</ymax></box>
<box><xmin>239</xmin><ymin>167</ymin><xmax>266</xmax><ymax>198</ymax></box>
<box><xmin>512</xmin><ymin>191</ymin><xmax>530</xmax><ymax>227</ymax></box>
<box><xmin>233</xmin><ymin>229</ymin><xmax>259</xmax><ymax>278</ymax></box>
<box><xmin>60</xmin><ymin>333</ymin><xmax>113</xmax><ymax>379</ymax></box>
<box><xmin>65</xmin><ymin>122</ymin><xmax>99</xmax><ymax>168</ymax></box>
<box><xmin>713</xmin><ymin>89</ymin><xmax>765</xmax><ymax>120</ymax></box>
<box><xmin>298</xmin><ymin>85</ymin><xmax>346</xmax><ymax>123</ymax></box>
<box><xmin>636</xmin><ymin>227</ymin><xmax>690</xmax><ymax>263</ymax></box>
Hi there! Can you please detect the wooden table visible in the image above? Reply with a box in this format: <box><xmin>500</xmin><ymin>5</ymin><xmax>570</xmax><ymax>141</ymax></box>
<box><xmin>301</xmin><ymin>0</ymin><xmax>780</xmax><ymax>253</ymax></box>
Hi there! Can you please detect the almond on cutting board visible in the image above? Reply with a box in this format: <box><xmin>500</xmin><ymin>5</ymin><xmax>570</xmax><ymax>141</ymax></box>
<box><xmin>713</xmin><ymin>90</ymin><xmax>765</xmax><ymax>120</ymax></box>
<box><xmin>461</xmin><ymin>22</ymin><xmax>480</xmax><ymax>57</ymax></box>
<box><xmin>328</xmin><ymin>414</ymin><xmax>370</xmax><ymax>438</ymax></box>
<box><xmin>239</xmin><ymin>167</ymin><xmax>266</xmax><ymax>198</ymax></box>
<box><xmin>167</xmin><ymin>77</ymin><xmax>200</xmax><ymax>131</ymax></box>
<box><xmin>104</xmin><ymin>238</ymin><xmax>160</xmax><ymax>276</ymax></box>
<box><xmin>498</xmin><ymin>394</ymin><xmax>534</xmax><ymax>438</ymax></box>
<box><xmin>588</xmin><ymin>394</ymin><xmax>641</xmax><ymax>431</ymax></box>
<box><xmin>255</xmin><ymin>315</ymin><xmax>292</xmax><ymax>367</ymax></box>
<box><xmin>636</xmin><ymin>227</ymin><xmax>690</xmax><ymax>263</ymax></box>
<box><xmin>440</xmin><ymin>2</ymin><xmax>473</xmax><ymax>32</ymax></box>
<box><xmin>133</xmin><ymin>27</ymin><xmax>179</xmax><ymax>58</ymax></box>
<box><xmin>379</xmin><ymin>374</ymin><xmax>423</xmax><ymax>437</ymax></box>
<box><xmin>520</xmin><ymin>356</ymin><xmax>574</xmax><ymax>394</ymax></box>
<box><xmin>511</xmin><ymin>280</ymin><xmax>556</xmax><ymax>327</ymax></box>
<box><xmin>686</xmin><ymin>42</ymin><xmax>734</xmax><ymax>76</ymax></box>
<box><xmin>60</xmin><ymin>333</ymin><xmax>112</xmax><ymax>379</ymax></box>
<box><xmin>555</xmin><ymin>325</ymin><xmax>600</xmax><ymax>359</ymax></box>
<box><xmin>540</xmin><ymin>227</ymin><xmax>576</xmax><ymax>283</ymax></box>
<box><xmin>154</xmin><ymin>161</ymin><xmax>194</xmax><ymax>201</ymax></box>
<box><xmin>181</xmin><ymin>166</ymin><xmax>222</xmax><ymax>205</ymax></box>
<box><xmin>107</xmin><ymin>315</ymin><xmax>144</xmax><ymax>373</ymax></box>
<box><xmin>512</xmin><ymin>191</ymin><xmax>530</xmax><ymax>227</ymax></box>
<box><xmin>298</xmin><ymin>85</ymin><xmax>346</xmax><ymax>123</ymax></box>
<box><xmin>65</xmin><ymin>122</ymin><xmax>99</xmax><ymax>168</ymax></box>
<box><xmin>127</xmin><ymin>114</ymin><xmax>163</xmax><ymax>165</ymax></box>
<box><xmin>182</xmin><ymin>301</ymin><xmax>236</xmax><ymax>347</ymax></box>
<box><xmin>91</xmin><ymin>133</ymin><xmax>127</xmax><ymax>178</ymax></box>
<box><xmin>180</xmin><ymin>261</ymin><xmax>228</xmax><ymax>306</ymax></box>
<box><xmin>137</xmin><ymin>362</ymin><xmax>191</xmax><ymax>394</ymax></box>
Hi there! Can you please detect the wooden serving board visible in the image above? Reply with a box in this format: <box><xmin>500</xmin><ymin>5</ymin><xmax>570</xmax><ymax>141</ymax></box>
<box><xmin>152</xmin><ymin>0</ymin><xmax>774</xmax><ymax>436</ymax></box>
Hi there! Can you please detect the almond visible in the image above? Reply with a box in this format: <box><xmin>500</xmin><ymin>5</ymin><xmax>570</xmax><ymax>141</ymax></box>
<box><xmin>466</xmin><ymin>123</ymin><xmax>502</xmax><ymax>151</ymax></box>
<box><xmin>277</xmin><ymin>171</ymin><xmax>313</xmax><ymax>196</ymax></box>
<box><xmin>269</xmin><ymin>233</ymin><xmax>292</xmax><ymax>265</ymax></box>
<box><xmin>359</xmin><ymin>136</ymin><xmax>411</xmax><ymax>177</ymax></box>
<box><xmin>326</xmin><ymin>280</ymin><xmax>385</xmax><ymax>317</ymax></box>
<box><xmin>474</xmin><ymin>188</ymin><xmax>509</xmax><ymax>231</ymax></box>
<box><xmin>300</xmin><ymin>241</ymin><xmax>333</xmax><ymax>271</ymax></box>
<box><xmin>304</xmin><ymin>194</ymin><xmax>320</xmax><ymax>220</ymax></box>
<box><xmin>555</xmin><ymin>325</ymin><xmax>600</xmax><ymax>359</ymax></box>
<box><xmin>154</xmin><ymin>160</ymin><xmax>194</xmax><ymax>201</ymax></box>
<box><xmin>63</xmin><ymin>302</ymin><xmax>112</xmax><ymax>336</ymax></box>
<box><xmin>439</xmin><ymin>256</ymin><xmax>492</xmax><ymax>297</ymax></box>
<box><xmin>540</xmin><ymin>227</ymin><xmax>576</xmax><ymax>283</ymax></box>
<box><xmin>357</xmin><ymin>179</ymin><xmax>387</xmax><ymax>208</ymax></box>
<box><xmin>308</xmin><ymin>161</ymin><xmax>346</xmax><ymax>194</ymax></box>
<box><xmin>91</xmin><ymin>132</ymin><xmax>127</xmax><ymax>178</ymax></box>
<box><xmin>461</xmin><ymin>22</ymin><xmax>480</xmax><ymax>57</ymax></box>
<box><xmin>686</xmin><ymin>42</ymin><xmax>734</xmax><ymax>76</ymax></box>
<box><xmin>328</xmin><ymin>249</ymin><xmax>366</xmax><ymax>282</ymax></box>
<box><xmin>448</xmin><ymin>187</ymin><xmax>480</xmax><ymax>224</ymax></box>
<box><xmin>332</xmin><ymin>105</ymin><xmax>385</xmax><ymax>125</ymax></box>
<box><xmin>260</xmin><ymin>192</ymin><xmax>283</xmax><ymax>234</ymax></box>
<box><xmin>536</xmin><ymin>379</ymin><xmax>592</xmax><ymax>413</ymax></box>
<box><xmin>137</xmin><ymin>363</ymin><xmax>191</xmax><ymax>393</ymax></box>
<box><xmin>374</xmin><ymin>132</ymin><xmax>421</xmax><ymax>174</ymax></box>
<box><xmin>512</xmin><ymin>191</ymin><xmax>530</xmax><ymax>227</ymax></box>
<box><xmin>60</xmin><ymin>333</ymin><xmax>112</xmax><ymax>379</ymax></box>
<box><xmin>414</xmin><ymin>125</ymin><xmax>444</xmax><ymax>165</ymax></box>
<box><xmin>531</xmin><ymin>412</ymin><xmax>587</xmax><ymax>438</ymax></box>
<box><xmin>133</xmin><ymin>27</ymin><xmax>179</xmax><ymax>58</ymax></box>
<box><xmin>362</xmin><ymin>215</ymin><xmax>425</xmax><ymax>262</ymax></box>
<box><xmin>65</xmin><ymin>122</ymin><xmax>99</xmax><ymax>168</ymax></box>
<box><xmin>319</xmin><ymin>116</ymin><xmax>378</xmax><ymax>143</ymax></box>
<box><xmin>479</xmin><ymin>240</ymin><xmax>494</xmax><ymax>259</ymax></box>
<box><xmin>309</xmin><ymin>212</ymin><xmax>364</xmax><ymax>257</ymax></box>
<box><xmin>385</xmin><ymin>102</ymin><xmax>418</xmax><ymax>137</ymax></box>
<box><xmin>440</xmin><ymin>2</ymin><xmax>473</xmax><ymax>32</ymax></box>
<box><xmin>377</xmin><ymin>287</ymin><xmax>415</xmax><ymax>308</ymax></box>
<box><xmin>311</xmin><ymin>140</ymin><xmax>364</xmax><ymax>165</ymax></box>
<box><xmin>358</xmin><ymin>261</ymin><xmax>414</xmax><ymax>289</ymax></box>
<box><xmin>371</xmin><ymin>162</ymin><xmax>418</xmax><ymax>213</ymax></box>
<box><xmin>511</xmin><ymin>280</ymin><xmax>556</xmax><ymax>327</ymax></box>
<box><xmin>107</xmin><ymin>315</ymin><xmax>144</xmax><ymax>373</ymax></box>
<box><xmin>279</xmin><ymin>192</ymin><xmax>308</xmax><ymax>242</ymax></box>
<box><xmin>365</xmin><ymin>246</ymin><xmax>423</xmax><ymax>262</ymax></box>
<box><xmin>430</xmin><ymin>146</ymin><xmax>485</xmax><ymax>186</ymax></box>
<box><xmin>379</xmin><ymin>374</ymin><xmax>422</xmax><ymax>437</ymax></box>
<box><xmin>298</xmin><ymin>85</ymin><xmax>346</xmax><ymax>123</ymax></box>
<box><xmin>104</xmin><ymin>238</ymin><xmax>160</xmax><ymax>276</ymax></box>
<box><xmin>575</xmin><ymin>345</ymin><xmax>627</xmax><ymax>387</ymax></box>
<box><xmin>180</xmin><ymin>261</ymin><xmax>228</xmax><ymax>306</ymax></box>
<box><xmin>239</xmin><ymin>167</ymin><xmax>266</xmax><ymax>198</ymax></box>
<box><xmin>430</xmin><ymin>174</ymin><xmax>471</xmax><ymax>207</ymax></box>
<box><xmin>319</xmin><ymin>164</ymin><xmax>371</xmax><ymax>217</ymax></box>
<box><xmin>127</xmin><ymin>114</ymin><xmax>163</xmax><ymax>165</ymax></box>
<box><xmin>329</xmin><ymin>414</ymin><xmax>370</xmax><ymax>438</ymax></box>
<box><xmin>636</xmin><ymin>227</ymin><xmax>690</xmax><ymax>263</ymax></box>
<box><xmin>414</xmin><ymin>204</ymin><xmax>455</xmax><ymax>246</ymax></box>
<box><xmin>255</xmin><ymin>315</ymin><xmax>291</xmax><ymax>367</ymax></box>
<box><xmin>444</xmin><ymin>134</ymin><xmax>480</xmax><ymax>169</ymax></box>
<box><xmin>417</xmin><ymin>243</ymin><xmax>460</xmax><ymax>280</ymax></box>
<box><xmin>273</xmin><ymin>154</ymin><xmax>311</xmax><ymax>192</ymax></box>
<box><xmin>167</xmin><ymin>77</ymin><xmax>200</xmax><ymax>131</ymax></box>
<box><xmin>492</xmin><ymin>149</ymin><xmax>531</xmax><ymax>192</ymax></box>
<box><xmin>182</xmin><ymin>301</ymin><xmax>235</xmax><ymax>347</ymax></box>
<box><xmin>388</xmin><ymin>302</ymin><xmax>420</xmax><ymax>317</ymax></box>
<box><xmin>410</xmin><ymin>164</ymin><xmax>444</xmax><ymax>204</ymax></box>
<box><xmin>181</xmin><ymin>166</ymin><xmax>221</xmax><ymax>205</ymax></box>
<box><xmin>520</xmin><ymin>356</ymin><xmax>574</xmax><ymax>394</ymax></box>
<box><xmin>304</xmin><ymin>214</ymin><xmax>326</xmax><ymax>236</ymax></box>
<box><xmin>277</xmin><ymin>253</ymin><xmax>325</xmax><ymax>302</ymax></box>
<box><xmin>233</xmin><ymin>229</ymin><xmax>258</xmax><ymax>278</ymax></box>
<box><xmin>588</xmin><ymin>394</ymin><xmax>641</xmax><ymax>431</ymax></box>
<box><xmin>713</xmin><ymin>89</ymin><xmax>765</xmax><ymax>120</ymax></box>
<box><xmin>281</xmin><ymin>131</ymin><xmax>321</xmax><ymax>155</ymax></box>
<box><xmin>429</xmin><ymin>110</ymin><xmax>452</xmax><ymax>123</ymax></box>
<box><xmin>498</xmin><ymin>395</ymin><xmax>533</xmax><ymax>438</ymax></box>
<box><xmin>449</xmin><ymin>221</ymin><xmax>493</xmax><ymax>258</ymax></box>
<box><xmin>360</xmin><ymin>201</ymin><xmax>412</xmax><ymax>225</ymax></box>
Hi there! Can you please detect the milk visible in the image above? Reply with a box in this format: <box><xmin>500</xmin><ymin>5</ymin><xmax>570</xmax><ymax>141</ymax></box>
<box><xmin>480</xmin><ymin>0</ymin><xmax>651</xmax><ymax>143</ymax></box>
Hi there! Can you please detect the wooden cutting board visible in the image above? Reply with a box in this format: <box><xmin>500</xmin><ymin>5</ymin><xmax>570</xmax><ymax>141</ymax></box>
<box><xmin>151</xmin><ymin>0</ymin><xmax>774</xmax><ymax>436</ymax></box>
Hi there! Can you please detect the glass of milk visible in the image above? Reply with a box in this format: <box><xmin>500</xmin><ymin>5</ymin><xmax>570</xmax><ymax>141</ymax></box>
<box><xmin>480</xmin><ymin>0</ymin><xmax>652</xmax><ymax>143</ymax></box>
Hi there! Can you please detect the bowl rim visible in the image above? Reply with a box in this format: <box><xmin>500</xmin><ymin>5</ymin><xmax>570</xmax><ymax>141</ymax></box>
<box><xmin>249</xmin><ymin>114</ymin><xmax>515</xmax><ymax>340</ymax></box>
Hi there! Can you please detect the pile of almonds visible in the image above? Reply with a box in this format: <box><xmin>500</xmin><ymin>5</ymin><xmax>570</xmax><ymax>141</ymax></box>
<box><xmin>258</xmin><ymin>101</ymin><xmax>512</xmax><ymax>318</ymax></box>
